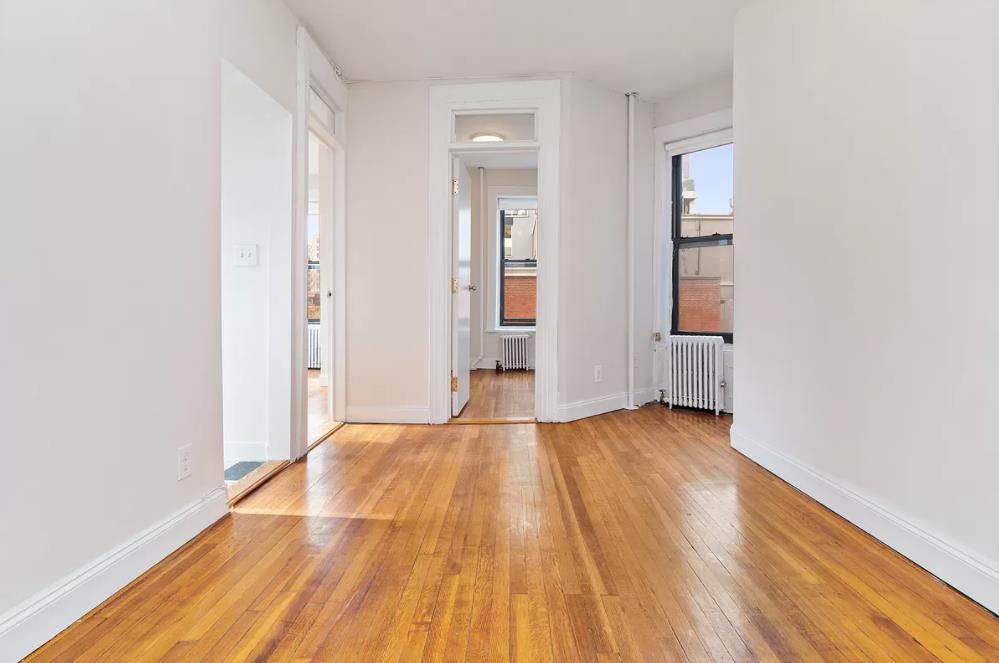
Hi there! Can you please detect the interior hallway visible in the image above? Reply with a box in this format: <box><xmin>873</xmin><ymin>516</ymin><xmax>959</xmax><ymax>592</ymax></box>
<box><xmin>453</xmin><ymin>369</ymin><xmax>535</xmax><ymax>420</ymax></box>
<box><xmin>27</xmin><ymin>408</ymin><xmax>998</xmax><ymax>662</ymax></box>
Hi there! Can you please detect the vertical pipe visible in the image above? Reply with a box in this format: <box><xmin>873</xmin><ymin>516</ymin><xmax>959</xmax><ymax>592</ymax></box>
<box><xmin>478</xmin><ymin>166</ymin><xmax>486</xmax><ymax>367</ymax></box>
<box><xmin>626</xmin><ymin>92</ymin><xmax>638</xmax><ymax>409</ymax></box>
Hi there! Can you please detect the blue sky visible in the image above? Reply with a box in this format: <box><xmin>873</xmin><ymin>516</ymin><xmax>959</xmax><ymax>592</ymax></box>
<box><xmin>686</xmin><ymin>144</ymin><xmax>733</xmax><ymax>214</ymax></box>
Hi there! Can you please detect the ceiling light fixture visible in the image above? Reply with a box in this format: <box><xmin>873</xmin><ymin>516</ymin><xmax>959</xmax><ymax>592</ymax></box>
<box><xmin>470</xmin><ymin>132</ymin><xmax>505</xmax><ymax>143</ymax></box>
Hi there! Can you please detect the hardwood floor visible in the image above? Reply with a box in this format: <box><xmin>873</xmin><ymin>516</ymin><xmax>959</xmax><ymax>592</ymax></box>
<box><xmin>453</xmin><ymin>369</ymin><xmax>534</xmax><ymax>420</ymax></box>
<box><xmin>28</xmin><ymin>407</ymin><xmax>998</xmax><ymax>662</ymax></box>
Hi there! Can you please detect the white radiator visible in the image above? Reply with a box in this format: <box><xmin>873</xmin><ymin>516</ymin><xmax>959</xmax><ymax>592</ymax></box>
<box><xmin>502</xmin><ymin>334</ymin><xmax>531</xmax><ymax>370</ymax></box>
<box><xmin>308</xmin><ymin>323</ymin><xmax>321</xmax><ymax>369</ymax></box>
<box><xmin>667</xmin><ymin>335</ymin><xmax>723</xmax><ymax>415</ymax></box>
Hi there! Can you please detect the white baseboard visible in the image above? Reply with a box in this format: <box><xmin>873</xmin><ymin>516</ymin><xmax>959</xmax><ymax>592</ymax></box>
<box><xmin>346</xmin><ymin>405</ymin><xmax>430</xmax><ymax>424</ymax></box>
<box><xmin>558</xmin><ymin>392</ymin><xmax>628</xmax><ymax>423</ymax></box>
<box><xmin>634</xmin><ymin>386</ymin><xmax>658</xmax><ymax>406</ymax></box>
<box><xmin>730</xmin><ymin>426</ymin><xmax>999</xmax><ymax>615</ymax></box>
<box><xmin>0</xmin><ymin>487</ymin><xmax>229</xmax><ymax>662</ymax></box>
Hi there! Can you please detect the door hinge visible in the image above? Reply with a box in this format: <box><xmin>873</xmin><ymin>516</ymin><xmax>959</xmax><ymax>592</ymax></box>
<box><xmin>654</xmin><ymin>331</ymin><xmax>662</xmax><ymax>342</ymax></box>
<box><xmin>451</xmin><ymin>178</ymin><xmax>458</xmax><ymax>195</ymax></box>
<box><xmin>451</xmin><ymin>277</ymin><xmax>459</xmax><ymax>293</ymax></box>
<box><xmin>451</xmin><ymin>375</ymin><xmax>459</xmax><ymax>392</ymax></box>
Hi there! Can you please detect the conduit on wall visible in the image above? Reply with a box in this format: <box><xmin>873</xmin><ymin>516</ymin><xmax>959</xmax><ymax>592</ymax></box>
<box><xmin>626</xmin><ymin>91</ymin><xmax>638</xmax><ymax>410</ymax></box>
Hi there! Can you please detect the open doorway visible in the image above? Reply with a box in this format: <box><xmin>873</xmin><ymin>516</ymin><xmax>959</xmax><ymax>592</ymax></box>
<box><xmin>220</xmin><ymin>60</ymin><xmax>293</xmax><ymax>501</ymax></box>
<box><xmin>305</xmin><ymin>127</ymin><xmax>341</xmax><ymax>448</ymax></box>
<box><xmin>450</xmin><ymin>151</ymin><xmax>538</xmax><ymax>421</ymax></box>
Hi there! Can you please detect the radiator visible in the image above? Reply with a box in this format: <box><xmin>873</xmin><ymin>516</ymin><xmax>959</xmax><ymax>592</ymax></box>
<box><xmin>502</xmin><ymin>334</ymin><xmax>531</xmax><ymax>370</ymax></box>
<box><xmin>308</xmin><ymin>323</ymin><xmax>321</xmax><ymax>369</ymax></box>
<box><xmin>667</xmin><ymin>335</ymin><xmax>723</xmax><ymax>415</ymax></box>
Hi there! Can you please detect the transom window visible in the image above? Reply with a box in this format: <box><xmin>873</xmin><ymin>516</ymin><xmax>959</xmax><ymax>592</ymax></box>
<box><xmin>671</xmin><ymin>141</ymin><xmax>734</xmax><ymax>343</ymax></box>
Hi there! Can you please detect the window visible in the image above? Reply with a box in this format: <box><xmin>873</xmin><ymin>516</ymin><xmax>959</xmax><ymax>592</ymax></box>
<box><xmin>671</xmin><ymin>142</ymin><xmax>734</xmax><ymax>342</ymax></box>
<box><xmin>499</xmin><ymin>208</ymin><xmax>537</xmax><ymax>326</ymax></box>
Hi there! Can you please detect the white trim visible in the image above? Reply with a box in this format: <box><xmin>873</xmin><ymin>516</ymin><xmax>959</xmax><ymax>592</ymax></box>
<box><xmin>0</xmin><ymin>488</ymin><xmax>228</xmax><ymax>662</ymax></box>
<box><xmin>558</xmin><ymin>392</ymin><xmax>629</xmax><ymax>423</ymax></box>
<box><xmin>731</xmin><ymin>427</ymin><xmax>999</xmax><ymax>614</ymax></box>
<box><xmin>292</xmin><ymin>27</ymin><xmax>348</xmax><ymax>458</ymax></box>
<box><xmin>652</xmin><ymin>112</ymin><xmax>734</xmax><ymax>398</ymax></box>
<box><xmin>429</xmin><ymin>80</ymin><xmax>561</xmax><ymax>424</ymax></box>
<box><xmin>345</xmin><ymin>405</ymin><xmax>430</xmax><ymax>424</ymax></box>
<box><xmin>656</xmin><ymin>108</ymin><xmax>733</xmax><ymax>145</ymax></box>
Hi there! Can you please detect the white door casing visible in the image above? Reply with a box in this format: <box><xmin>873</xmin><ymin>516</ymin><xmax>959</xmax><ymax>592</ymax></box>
<box><xmin>451</xmin><ymin>157</ymin><xmax>472</xmax><ymax>416</ymax></box>
<box><xmin>428</xmin><ymin>79</ymin><xmax>561</xmax><ymax>424</ymax></box>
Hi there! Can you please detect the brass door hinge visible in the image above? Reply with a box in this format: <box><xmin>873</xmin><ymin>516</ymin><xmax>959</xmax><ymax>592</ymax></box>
<box><xmin>451</xmin><ymin>277</ymin><xmax>459</xmax><ymax>293</ymax></box>
<box><xmin>654</xmin><ymin>331</ymin><xmax>662</xmax><ymax>342</ymax></box>
<box><xmin>451</xmin><ymin>178</ymin><xmax>458</xmax><ymax>195</ymax></box>
<box><xmin>451</xmin><ymin>375</ymin><xmax>459</xmax><ymax>392</ymax></box>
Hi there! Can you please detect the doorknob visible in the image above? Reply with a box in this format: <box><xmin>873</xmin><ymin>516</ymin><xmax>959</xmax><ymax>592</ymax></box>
<box><xmin>327</xmin><ymin>290</ymin><xmax>333</xmax><ymax>298</ymax></box>
<box><xmin>467</xmin><ymin>284</ymin><xmax>478</xmax><ymax>292</ymax></box>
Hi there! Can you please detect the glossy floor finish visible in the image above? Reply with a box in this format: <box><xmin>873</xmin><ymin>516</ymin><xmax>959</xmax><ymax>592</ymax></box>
<box><xmin>454</xmin><ymin>369</ymin><xmax>534</xmax><ymax>419</ymax></box>
<box><xmin>30</xmin><ymin>407</ymin><xmax>999</xmax><ymax>662</ymax></box>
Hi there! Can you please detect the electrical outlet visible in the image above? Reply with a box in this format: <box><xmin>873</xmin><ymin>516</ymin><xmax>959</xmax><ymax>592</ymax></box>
<box><xmin>593</xmin><ymin>364</ymin><xmax>603</xmax><ymax>383</ymax></box>
<box><xmin>177</xmin><ymin>444</ymin><xmax>193</xmax><ymax>481</ymax></box>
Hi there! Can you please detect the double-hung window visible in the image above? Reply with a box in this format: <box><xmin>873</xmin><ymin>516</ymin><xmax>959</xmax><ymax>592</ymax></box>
<box><xmin>670</xmin><ymin>139</ymin><xmax>734</xmax><ymax>343</ymax></box>
<box><xmin>499</xmin><ymin>207</ymin><xmax>538</xmax><ymax>327</ymax></box>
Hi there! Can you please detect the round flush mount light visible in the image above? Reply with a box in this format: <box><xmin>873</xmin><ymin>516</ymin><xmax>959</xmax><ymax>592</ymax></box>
<box><xmin>470</xmin><ymin>132</ymin><xmax>505</xmax><ymax>143</ymax></box>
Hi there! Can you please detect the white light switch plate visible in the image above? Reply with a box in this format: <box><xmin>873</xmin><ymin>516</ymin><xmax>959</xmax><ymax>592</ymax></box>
<box><xmin>234</xmin><ymin>244</ymin><xmax>258</xmax><ymax>267</ymax></box>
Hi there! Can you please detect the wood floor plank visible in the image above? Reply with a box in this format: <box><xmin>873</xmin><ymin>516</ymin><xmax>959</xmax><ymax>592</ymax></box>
<box><xmin>25</xmin><ymin>406</ymin><xmax>998</xmax><ymax>662</ymax></box>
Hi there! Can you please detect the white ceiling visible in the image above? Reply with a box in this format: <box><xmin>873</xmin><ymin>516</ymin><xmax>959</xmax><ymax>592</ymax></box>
<box><xmin>283</xmin><ymin>0</ymin><xmax>738</xmax><ymax>101</ymax></box>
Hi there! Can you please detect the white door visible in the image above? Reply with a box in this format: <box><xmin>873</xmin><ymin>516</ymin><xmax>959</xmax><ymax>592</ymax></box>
<box><xmin>451</xmin><ymin>157</ymin><xmax>472</xmax><ymax>416</ymax></box>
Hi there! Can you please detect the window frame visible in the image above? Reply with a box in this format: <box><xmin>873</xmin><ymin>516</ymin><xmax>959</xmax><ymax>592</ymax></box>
<box><xmin>498</xmin><ymin>208</ymin><xmax>538</xmax><ymax>327</ymax></box>
<box><xmin>670</xmin><ymin>140</ymin><xmax>734</xmax><ymax>344</ymax></box>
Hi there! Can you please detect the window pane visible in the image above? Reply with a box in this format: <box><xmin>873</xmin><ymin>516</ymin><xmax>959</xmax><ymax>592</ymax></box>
<box><xmin>679</xmin><ymin>144</ymin><xmax>734</xmax><ymax>238</ymax></box>
<box><xmin>307</xmin><ymin>264</ymin><xmax>321</xmax><ymax>322</ymax></box>
<box><xmin>455</xmin><ymin>112</ymin><xmax>535</xmax><ymax>143</ymax></box>
<box><xmin>676</xmin><ymin>244</ymin><xmax>734</xmax><ymax>334</ymax></box>
<box><xmin>501</xmin><ymin>209</ymin><xmax>537</xmax><ymax>325</ymax></box>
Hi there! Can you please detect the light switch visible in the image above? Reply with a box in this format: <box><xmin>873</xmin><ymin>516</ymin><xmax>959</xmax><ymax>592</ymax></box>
<box><xmin>234</xmin><ymin>244</ymin><xmax>258</xmax><ymax>267</ymax></box>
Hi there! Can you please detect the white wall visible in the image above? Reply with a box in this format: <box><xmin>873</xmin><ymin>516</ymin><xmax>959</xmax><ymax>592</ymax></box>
<box><xmin>220</xmin><ymin>61</ymin><xmax>293</xmax><ymax>464</ymax></box>
<box><xmin>346</xmin><ymin>76</ymin><xmax>646</xmax><ymax>422</ymax></box>
<box><xmin>220</xmin><ymin>0</ymin><xmax>298</xmax><ymax>114</ymax></box>
<box><xmin>558</xmin><ymin>77</ymin><xmax>630</xmax><ymax>416</ymax></box>
<box><xmin>654</xmin><ymin>75</ymin><xmax>732</xmax><ymax>128</ymax></box>
<box><xmin>733</xmin><ymin>0</ymin><xmax>999</xmax><ymax>612</ymax></box>
<box><xmin>345</xmin><ymin>81</ymin><xmax>431</xmax><ymax>421</ymax></box>
<box><xmin>632</xmin><ymin>99</ymin><xmax>656</xmax><ymax>404</ymax></box>
<box><xmin>469</xmin><ymin>168</ymin><xmax>538</xmax><ymax>369</ymax></box>
<box><xmin>0</xmin><ymin>1</ymin><xmax>226</xmax><ymax>658</ymax></box>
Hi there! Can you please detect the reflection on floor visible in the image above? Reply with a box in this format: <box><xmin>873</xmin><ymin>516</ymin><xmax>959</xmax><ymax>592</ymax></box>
<box><xmin>33</xmin><ymin>408</ymin><xmax>999</xmax><ymax>661</ymax></box>
<box><xmin>308</xmin><ymin>368</ymin><xmax>340</xmax><ymax>445</ymax></box>
<box><xmin>454</xmin><ymin>368</ymin><xmax>534</xmax><ymax>419</ymax></box>
<box><xmin>224</xmin><ymin>460</ymin><xmax>283</xmax><ymax>502</ymax></box>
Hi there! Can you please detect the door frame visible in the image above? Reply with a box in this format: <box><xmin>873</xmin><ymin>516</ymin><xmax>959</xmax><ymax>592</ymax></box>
<box><xmin>429</xmin><ymin>80</ymin><xmax>561</xmax><ymax>423</ymax></box>
<box><xmin>291</xmin><ymin>28</ymin><xmax>348</xmax><ymax>459</ymax></box>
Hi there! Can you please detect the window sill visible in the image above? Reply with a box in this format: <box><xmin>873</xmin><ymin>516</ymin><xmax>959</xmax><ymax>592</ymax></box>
<box><xmin>488</xmin><ymin>327</ymin><xmax>536</xmax><ymax>334</ymax></box>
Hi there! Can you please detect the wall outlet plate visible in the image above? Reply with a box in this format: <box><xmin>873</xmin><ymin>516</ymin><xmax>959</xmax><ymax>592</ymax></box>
<box><xmin>593</xmin><ymin>364</ymin><xmax>603</xmax><ymax>383</ymax></box>
<box><xmin>234</xmin><ymin>244</ymin><xmax>258</xmax><ymax>267</ymax></box>
<box><xmin>177</xmin><ymin>444</ymin><xmax>193</xmax><ymax>480</ymax></box>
